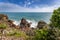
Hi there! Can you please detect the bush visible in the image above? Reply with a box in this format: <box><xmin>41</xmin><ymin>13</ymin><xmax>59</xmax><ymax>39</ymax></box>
<box><xmin>50</xmin><ymin>7</ymin><xmax>60</xmax><ymax>28</ymax></box>
<box><xmin>7</xmin><ymin>29</ymin><xmax>28</xmax><ymax>38</ymax></box>
<box><xmin>33</xmin><ymin>26</ymin><xmax>58</xmax><ymax>40</ymax></box>
<box><xmin>0</xmin><ymin>23</ymin><xmax>7</xmax><ymax>29</ymax></box>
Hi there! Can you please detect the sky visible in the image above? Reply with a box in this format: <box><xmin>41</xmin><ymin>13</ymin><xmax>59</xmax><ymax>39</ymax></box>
<box><xmin>0</xmin><ymin>0</ymin><xmax>60</xmax><ymax>12</ymax></box>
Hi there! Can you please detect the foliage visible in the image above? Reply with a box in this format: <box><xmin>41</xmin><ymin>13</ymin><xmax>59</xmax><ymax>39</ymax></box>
<box><xmin>0</xmin><ymin>8</ymin><xmax>60</xmax><ymax>40</ymax></box>
<box><xmin>50</xmin><ymin>7</ymin><xmax>60</xmax><ymax>28</ymax></box>
<box><xmin>7</xmin><ymin>29</ymin><xmax>28</xmax><ymax>38</ymax></box>
<box><xmin>0</xmin><ymin>23</ymin><xmax>7</xmax><ymax>29</ymax></box>
<box><xmin>34</xmin><ymin>29</ymin><xmax>48</xmax><ymax>40</ymax></box>
<box><xmin>33</xmin><ymin>26</ymin><xmax>60</xmax><ymax>40</ymax></box>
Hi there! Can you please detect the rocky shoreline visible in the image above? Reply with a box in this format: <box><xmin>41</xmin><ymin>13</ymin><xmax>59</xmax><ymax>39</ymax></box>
<box><xmin>0</xmin><ymin>14</ymin><xmax>48</xmax><ymax>40</ymax></box>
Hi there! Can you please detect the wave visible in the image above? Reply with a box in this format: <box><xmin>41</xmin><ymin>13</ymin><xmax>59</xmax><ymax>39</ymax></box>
<box><xmin>27</xmin><ymin>19</ymin><xmax>37</xmax><ymax>28</ymax></box>
<box><xmin>13</xmin><ymin>19</ymin><xmax>37</xmax><ymax>28</ymax></box>
<box><xmin>13</xmin><ymin>20</ymin><xmax>20</xmax><ymax>26</ymax></box>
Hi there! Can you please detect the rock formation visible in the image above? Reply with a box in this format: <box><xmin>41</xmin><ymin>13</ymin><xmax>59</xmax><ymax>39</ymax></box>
<box><xmin>0</xmin><ymin>14</ymin><xmax>17</xmax><ymax>28</ymax></box>
<box><xmin>37</xmin><ymin>20</ymin><xmax>47</xmax><ymax>29</ymax></box>
<box><xmin>20</xmin><ymin>18</ymin><xmax>31</xmax><ymax>28</ymax></box>
<box><xmin>0</xmin><ymin>14</ymin><xmax>8</xmax><ymax>21</ymax></box>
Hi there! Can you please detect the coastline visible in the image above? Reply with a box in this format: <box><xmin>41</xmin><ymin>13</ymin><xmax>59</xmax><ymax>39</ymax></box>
<box><xmin>0</xmin><ymin>13</ymin><xmax>51</xmax><ymax>40</ymax></box>
<box><xmin>0</xmin><ymin>12</ymin><xmax>52</xmax><ymax>28</ymax></box>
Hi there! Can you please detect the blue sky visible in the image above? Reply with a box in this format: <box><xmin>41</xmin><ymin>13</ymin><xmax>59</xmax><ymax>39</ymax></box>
<box><xmin>0</xmin><ymin>0</ymin><xmax>60</xmax><ymax>12</ymax></box>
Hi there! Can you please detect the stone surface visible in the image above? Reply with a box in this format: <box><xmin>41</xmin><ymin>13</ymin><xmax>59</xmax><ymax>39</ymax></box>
<box><xmin>20</xmin><ymin>18</ymin><xmax>31</xmax><ymax>28</ymax></box>
<box><xmin>0</xmin><ymin>14</ymin><xmax>8</xmax><ymax>21</ymax></box>
<box><xmin>37</xmin><ymin>20</ymin><xmax>47</xmax><ymax>29</ymax></box>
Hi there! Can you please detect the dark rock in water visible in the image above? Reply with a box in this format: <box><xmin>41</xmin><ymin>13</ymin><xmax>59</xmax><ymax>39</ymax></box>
<box><xmin>20</xmin><ymin>18</ymin><xmax>31</xmax><ymax>28</ymax></box>
<box><xmin>37</xmin><ymin>20</ymin><xmax>47</xmax><ymax>29</ymax></box>
<box><xmin>0</xmin><ymin>14</ymin><xmax>8</xmax><ymax>21</ymax></box>
<box><xmin>8</xmin><ymin>20</ymin><xmax>17</xmax><ymax>28</ymax></box>
<box><xmin>8</xmin><ymin>20</ymin><xmax>13</xmax><ymax>24</ymax></box>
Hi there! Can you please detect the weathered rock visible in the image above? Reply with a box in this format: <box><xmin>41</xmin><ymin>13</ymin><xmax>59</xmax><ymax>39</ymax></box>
<box><xmin>37</xmin><ymin>20</ymin><xmax>47</xmax><ymax>29</ymax></box>
<box><xmin>20</xmin><ymin>18</ymin><xmax>31</xmax><ymax>28</ymax></box>
<box><xmin>8</xmin><ymin>20</ymin><xmax>13</xmax><ymax>24</ymax></box>
<box><xmin>0</xmin><ymin>14</ymin><xmax>8</xmax><ymax>21</ymax></box>
<box><xmin>8</xmin><ymin>20</ymin><xmax>17</xmax><ymax>28</ymax></box>
<box><xmin>0</xmin><ymin>14</ymin><xmax>17</xmax><ymax>29</ymax></box>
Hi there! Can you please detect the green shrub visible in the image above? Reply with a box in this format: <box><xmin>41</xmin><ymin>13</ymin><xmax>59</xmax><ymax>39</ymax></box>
<box><xmin>7</xmin><ymin>29</ymin><xmax>28</xmax><ymax>37</ymax></box>
<box><xmin>50</xmin><ymin>7</ymin><xmax>60</xmax><ymax>28</ymax></box>
<box><xmin>33</xmin><ymin>26</ymin><xmax>57</xmax><ymax>40</ymax></box>
<box><xmin>0</xmin><ymin>23</ymin><xmax>7</xmax><ymax>29</ymax></box>
<box><xmin>34</xmin><ymin>29</ymin><xmax>49</xmax><ymax>40</ymax></box>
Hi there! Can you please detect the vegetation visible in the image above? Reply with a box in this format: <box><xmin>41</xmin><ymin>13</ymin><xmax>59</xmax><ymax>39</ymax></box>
<box><xmin>34</xmin><ymin>26</ymin><xmax>60</xmax><ymax>40</ymax></box>
<box><xmin>0</xmin><ymin>7</ymin><xmax>60</xmax><ymax>40</ymax></box>
<box><xmin>0</xmin><ymin>23</ymin><xmax>7</xmax><ymax>29</ymax></box>
<box><xmin>27</xmin><ymin>7</ymin><xmax>60</xmax><ymax>40</ymax></box>
<box><xmin>0</xmin><ymin>23</ymin><xmax>7</xmax><ymax>40</ymax></box>
<box><xmin>7</xmin><ymin>29</ymin><xmax>27</xmax><ymax>37</ymax></box>
<box><xmin>50</xmin><ymin>7</ymin><xmax>60</xmax><ymax>28</ymax></box>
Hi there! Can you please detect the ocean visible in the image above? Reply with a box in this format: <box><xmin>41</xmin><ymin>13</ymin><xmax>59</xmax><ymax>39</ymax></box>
<box><xmin>0</xmin><ymin>12</ymin><xmax>52</xmax><ymax>28</ymax></box>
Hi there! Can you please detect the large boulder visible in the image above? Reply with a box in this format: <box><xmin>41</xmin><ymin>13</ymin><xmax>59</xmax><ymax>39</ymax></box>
<box><xmin>37</xmin><ymin>20</ymin><xmax>47</xmax><ymax>29</ymax></box>
<box><xmin>20</xmin><ymin>18</ymin><xmax>31</xmax><ymax>28</ymax></box>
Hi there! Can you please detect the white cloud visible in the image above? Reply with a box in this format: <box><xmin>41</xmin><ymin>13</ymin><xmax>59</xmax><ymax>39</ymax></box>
<box><xmin>24</xmin><ymin>1</ymin><xmax>31</xmax><ymax>7</ymax></box>
<box><xmin>0</xmin><ymin>2</ymin><xmax>60</xmax><ymax>12</ymax></box>
<box><xmin>28</xmin><ymin>2</ymin><xmax>31</xmax><ymax>5</ymax></box>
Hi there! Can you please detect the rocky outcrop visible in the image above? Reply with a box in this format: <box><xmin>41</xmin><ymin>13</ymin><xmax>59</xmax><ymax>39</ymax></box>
<box><xmin>8</xmin><ymin>20</ymin><xmax>16</xmax><ymax>28</ymax></box>
<box><xmin>0</xmin><ymin>14</ymin><xmax>17</xmax><ymax>28</ymax></box>
<box><xmin>20</xmin><ymin>18</ymin><xmax>31</xmax><ymax>28</ymax></box>
<box><xmin>37</xmin><ymin>20</ymin><xmax>47</xmax><ymax>29</ymax></box>
<box><xmin>0</xmin><ymin>14</ymin><xmax>8</xmax><ymax>21</ymax></box>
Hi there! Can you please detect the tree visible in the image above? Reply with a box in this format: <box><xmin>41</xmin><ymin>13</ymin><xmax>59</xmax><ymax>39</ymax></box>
<box><xmin>50</xmin><ymin>7</ymin><xmax>60</xmax><ymax>28</ymax></box>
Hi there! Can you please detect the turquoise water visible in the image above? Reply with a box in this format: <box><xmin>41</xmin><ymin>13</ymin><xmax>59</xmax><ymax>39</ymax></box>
<box><xmin>0</xmin><ymin>12</ymin><xmax>52</xmax><ymax>27</ymax></box>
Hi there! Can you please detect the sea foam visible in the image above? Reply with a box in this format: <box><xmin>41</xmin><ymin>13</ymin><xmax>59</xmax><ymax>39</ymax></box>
<box><xmin>13</xmin><ymin>19</ymin><xmax>37</xmax><ymax>28</ymax></box>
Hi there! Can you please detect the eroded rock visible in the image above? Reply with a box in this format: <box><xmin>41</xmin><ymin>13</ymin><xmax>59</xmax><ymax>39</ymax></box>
<box><xmin>20</xmin><ymin>18</ymin><xmax>31</xmax><ymax>28</ymax></box>
<box><xmin>0</xmin><ymin>14</ymin><xmax>8</xmax><ymax>21</ymax></box>
<box><xmin>37</xmin><ymin>20</ymin><xmax>47</xmax><ymax>29</ymax></box>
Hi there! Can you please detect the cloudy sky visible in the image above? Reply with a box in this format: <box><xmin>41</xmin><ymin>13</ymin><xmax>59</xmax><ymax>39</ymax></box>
<box><xmin>0</xmin><ymin>0</ymin><xmax>60</xmax><ymax>12</ymax></box>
